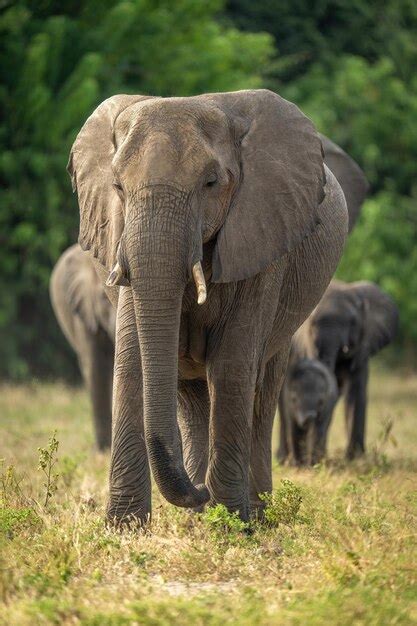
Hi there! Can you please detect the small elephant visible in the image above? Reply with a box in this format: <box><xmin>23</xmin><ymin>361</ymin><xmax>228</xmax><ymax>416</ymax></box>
<box><xmin>68</xmin><ymin>88</ymin><xmax>354</xmax><ymax>524</ymax></box>
<box><xmin>50</xmin><ymin>244</ymin><xmax>115</xmax><ymax>450</ymax></box>
<box><xmin>278</xmin><ymin>358</ymin><xmax>338</xmax><ymax>466</ymax></box>
<box><xmin>279</xmin><ymin>280</ymin><xmax>399</xmax><ymax>461</ymax></box>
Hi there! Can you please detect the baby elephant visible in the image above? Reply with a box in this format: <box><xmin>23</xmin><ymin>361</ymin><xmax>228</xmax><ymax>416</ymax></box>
<box><xmin>278</xmin><ymin>359</ymin><xmax>338</xmax><ymax>466</ymax></box>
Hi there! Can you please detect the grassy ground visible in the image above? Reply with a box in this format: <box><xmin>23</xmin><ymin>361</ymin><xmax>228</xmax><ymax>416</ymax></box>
<box><xmin>0</xmin><ymin>366</ymin><xmax>416</xmax><ymax>625</ymax></box>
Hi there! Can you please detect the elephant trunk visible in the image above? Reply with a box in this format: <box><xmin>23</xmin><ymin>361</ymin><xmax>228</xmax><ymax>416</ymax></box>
<box><xmin>126</xmin><ymin>186</ymin><xmax>209</xmax><ymax>509</ymax></box>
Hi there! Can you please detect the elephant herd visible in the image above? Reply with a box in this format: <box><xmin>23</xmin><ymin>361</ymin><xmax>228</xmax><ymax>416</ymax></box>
<box><xmin>50</xmin><ymin>89</ymin><xmax>398</xmax><ymax>524</ymax></box>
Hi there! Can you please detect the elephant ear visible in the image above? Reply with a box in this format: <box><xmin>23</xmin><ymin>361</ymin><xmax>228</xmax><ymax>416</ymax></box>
<box><xmin>353</xmin><ymin>281</ymin><xmax>399</xmax><ymax>357</ymax></box>
<box><xmin>67</xmin><ymin>94</ymin><xmax>153</xmax><ymax>271</ymax></box>
<box><xmin>320</xmin><ymin>135</ymin><xmax>369</xmax><ymax>232</ymax></box>
<box><xmin>208</xmin><ymin>90</ymin><xmax>326</xmax><ymax>283</ymax></box>
<box><xmin>66</xmin><ymin>248</ymin><xmax>103</xmax><ymax>334</ymax></box>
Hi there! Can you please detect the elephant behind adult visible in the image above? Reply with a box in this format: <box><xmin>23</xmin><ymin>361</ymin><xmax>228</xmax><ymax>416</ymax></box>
<box><xmin>278</xmin><ymin>358</ymin><xmax>338</xmax><ymax>466</ymax></box>
<box><xmin>50</xmin><ymin>244</ymin><xmax>115</xmax><ymax>450</ymax></box>
<box><xmin>68</xmin><ymin>89</ymin><xmax>349</xmax><ymax>524</ymax></box>
<box><xmin>279</xmin><ymin>280</ymin><xmax>399</xmax><ymax>461</ymax></box>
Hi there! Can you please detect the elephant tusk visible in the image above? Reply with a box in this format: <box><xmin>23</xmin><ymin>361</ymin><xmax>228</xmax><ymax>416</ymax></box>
<box><xmin>106</xmin><ymin>262</ymin><xmax>130</xmax><ymax>287</ymax></box>
<box><xmin>192</xmin><ymin>261</ymin><xmax>207</xmax><ymax>305</ymax></box>
<box><xmin>342</xmin><ymin>345</ymin><xmax>349</xmax><ymax>354</ymax></box>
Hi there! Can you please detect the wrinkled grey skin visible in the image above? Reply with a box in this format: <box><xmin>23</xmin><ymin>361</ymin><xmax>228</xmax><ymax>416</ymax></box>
<box><xmin>319</xmin><ymin>135</ymin><xmax>369</xmax><ymax>233</ymax></box>
<box><xmin>68</xmin><ymin>89</ymin><xmax>349</xmax><ymax>524</ymax></box>
<box><xmin>278</xmin><ymin>358</ymin><xmax>338</xmax><ymax>466</ymax></box>
<box><xmin>279</xmin><ymin>280</ymin><xmax>399</xmax><ymax>461</ymax></box>
<box><xmin>50</xmin><ymin>244</ymin><xmax>115</xmax><ymax>450</ymax></box>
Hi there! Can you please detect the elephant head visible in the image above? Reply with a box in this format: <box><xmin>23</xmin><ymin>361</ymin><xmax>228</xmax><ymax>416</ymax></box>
<box><xmin>287</xmin><ymin>358</ymin><xmax>337</xmax><ymax>464</ymax></box>
<box><xmin>68</xmin><ymin>89</ymin><xmax>331</xmax><ymax>508</ymax></box>
<box><xmin>309</xmin><ymin>280</ymin><xmax>399</xmax><ymax>371</ymax></box>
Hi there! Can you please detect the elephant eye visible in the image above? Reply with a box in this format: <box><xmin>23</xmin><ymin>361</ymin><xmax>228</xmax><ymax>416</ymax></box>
<box><xmin>205</xmin><ymin>173</ymin><xmax>218</xmax><ymax>188</ymax></box>
<box><xmin>113</xmin><ymin>182</ymin><xmax>123</xmax><ymax>193</ymax></box>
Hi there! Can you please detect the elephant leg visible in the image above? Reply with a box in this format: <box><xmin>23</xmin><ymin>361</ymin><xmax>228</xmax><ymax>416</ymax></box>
<box><xmin>107</xmin><ymin>287</ymin><xmax>151</xmax><ymax>525</ymax></box>
<box><xmin>88</xmin><ymin>330</ymin><xmax>114</xmax><ymax>451</ymax></box>
<box><xmin>277</xmin><ymin>392</ymin><xmax>289</xmax><ymax>463</ymax></box>
<box><xmin>207</xmin><ymin>360</ymin><xmax>256</xmax><ymax>521</ymax></box>
<box><xmin>250</xmin><ymin>354</ymin><xmax>283</xmax><ymax>515</ymax></box>
<box><xmin>312</xmin><ymin>423</ymin><xmax>328</xmax><ymax>465</ymax></box>
<box><xmin>177</xmin><ymin>379</ymin><xmax>210</xmax><ymax>487</ymax></box>
<box><xmin>290</xmin><ymin>422</ymin><xmax>304</xmax><ymax>466</ymax></box>
<box><xmin>344</xmin><ymin>361</ymin><xmax>369</xmax><ymax>459</ymax></box>
<box><xmin>74</xmin><ymin>326</ymin><xmax>112</xmax><ymax>450</ymax></box>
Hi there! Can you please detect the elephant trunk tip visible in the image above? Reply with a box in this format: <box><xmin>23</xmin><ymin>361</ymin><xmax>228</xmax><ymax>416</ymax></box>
<box><xmin>147</xmin><ymin>434</ymin><xmax>210</xmax><ymax>508</ymax></box>
<box><xmin>160</xmin><ymin>481</ymin><xmax>210</xmax><ymax>509</ymax></box>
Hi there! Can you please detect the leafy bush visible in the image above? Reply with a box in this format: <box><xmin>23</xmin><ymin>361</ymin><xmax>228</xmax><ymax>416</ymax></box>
<box><xmin>202</xmin><ymin>503</ymin><xmax>249</xmax><ymax>542</ymax></box>
<box><xmin>259</xmin><ymin>479</ymin><xmax>303</xmax><ymax>527</ymax></box>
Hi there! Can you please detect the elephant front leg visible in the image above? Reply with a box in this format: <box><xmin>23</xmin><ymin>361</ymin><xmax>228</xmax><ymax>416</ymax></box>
<box><xmin>344</xmin><ymin>362</ymin><xmax>369</xmax><ymax>459</ymax></box>
<box><xmin>207</xmin><ymin>360</ymin><xmax>255</xmax><ymax>522</ymax></box>
<box><xmin>107</xmin><ymin>287</ymin><xmax>151</xmax><ymax>526</ymax></box>
<box><xmin>250</xmin><ymin>354</ymin><xmax>283</xmax><ymax>516</ymax></box>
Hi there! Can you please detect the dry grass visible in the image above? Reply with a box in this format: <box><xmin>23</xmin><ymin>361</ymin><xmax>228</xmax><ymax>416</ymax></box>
<box><xmin>0</xmin><ymin>365</ymin><xmax>416</xmax><ymax>625</ymax></box>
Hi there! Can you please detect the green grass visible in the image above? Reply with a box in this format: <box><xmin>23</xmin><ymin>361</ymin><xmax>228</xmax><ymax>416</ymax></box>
<box><xmin>0</xmin><ymin>366</ymin><xmax>416</xmax><ymax>625</ymax></box>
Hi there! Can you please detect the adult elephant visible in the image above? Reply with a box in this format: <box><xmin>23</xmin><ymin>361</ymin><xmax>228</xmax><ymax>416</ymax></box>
<box><xmin>279</xmin><ymin>280</ymin><xmax>399</xmax><ymax>462</ymax></box>
<box><xmin>68</xmin><ymin>89</ymin><xmax>349</xmax><ymax>524</ymax></box>
<box><xmin>50</xmin><ymin>244</ymin><xmax>115</xmax><ymax>450</ymax></box>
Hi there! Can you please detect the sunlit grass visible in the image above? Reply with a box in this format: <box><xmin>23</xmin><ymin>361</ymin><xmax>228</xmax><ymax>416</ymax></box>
<box><xmin>0</xmin><ymin>365</ymin><xmax>416</xmax><ymax>625</ymax></box>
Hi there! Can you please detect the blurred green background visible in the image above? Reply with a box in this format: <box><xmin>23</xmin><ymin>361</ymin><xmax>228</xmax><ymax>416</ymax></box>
<box><xmin>1</xmin><ymin>0</ymin><xmax>416</xmax><ymax>379</ymax></box>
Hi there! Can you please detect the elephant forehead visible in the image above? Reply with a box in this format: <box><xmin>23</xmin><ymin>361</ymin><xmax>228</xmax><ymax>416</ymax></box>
<box><xmin>114</xmin><ymin>105</ymin><xmax>235</xmax><ymax>187</ymax></box>
<box><xmin>116</xmin><ymin>98</ymin><xmax>230</xmax><ymax>144</ymax></box>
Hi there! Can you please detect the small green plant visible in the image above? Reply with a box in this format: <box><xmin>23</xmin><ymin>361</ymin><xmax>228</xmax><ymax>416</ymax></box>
<box><xmin>371</xmin><ymin>417</ymin><xmax>397</xmax><ymax>469</ymax></box>
<box><xmin>202</xmin><ymin>504</ymin><xmax>249</xmax><ymax>543</ymax></box>
<box><xmin>0</xmin><ymin>460</ymin><xmax>25</xmax><ymax>507</ymax></box>
<box><xmin>0</xmin><ymin>507</ymin><xmax>40</xmax><ymax>538</ymax></box>
<box><xmin>37</xmin><ymin>431</ymin><xmax>59</xmax><ymax>507</ymax></box>
<box><xmin>259</xmin><ymin>479</ymin><xmax>303</xmax><ymax>527</ymax></box>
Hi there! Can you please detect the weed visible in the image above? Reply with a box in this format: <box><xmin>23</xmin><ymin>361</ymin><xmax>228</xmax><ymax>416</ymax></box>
<box><xmin>201</xmin><ymin>503</ymin><xmax>249</xmax><ymax>544</ymax></box>
<box><xmin>259</xmin><ymin>479</ymin><xmax>303</xmax><ymax>527</ymax></box>
<box><xmin>37</xmin><ymin>431</ymin><xmax>59</xmax><ymax>507</ymax></box>
<box><xmin>0</xmin><ymin>460</ymin><xmax>26</xmax><ymax>507</ymax></box>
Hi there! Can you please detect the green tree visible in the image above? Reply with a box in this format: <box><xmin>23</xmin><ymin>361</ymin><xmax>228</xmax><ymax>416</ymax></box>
<box><xmin>0</xmin><ymin>0</ymin><xmax>273</xmax><ymax>378</ymax></box>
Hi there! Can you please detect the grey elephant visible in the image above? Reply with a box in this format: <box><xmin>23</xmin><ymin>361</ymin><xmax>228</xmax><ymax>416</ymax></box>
<box><xmin>50</xmin><ymin>244</ymin><xmax>115</xmax><ymax>450</ymax></box>
<box><xmin>279</xmin><ymin>280</ymin><xmax>399</xmax><ymax>461</ymax></box>
<box><xmin>68</xmin><ymin>88</ymin><xmax>350</xmax><ymax>524</ymax></box>
<box><xmin>278</xmin><ymin>358</ymin><xmax>338</xmax><ymax>466</ymax></box>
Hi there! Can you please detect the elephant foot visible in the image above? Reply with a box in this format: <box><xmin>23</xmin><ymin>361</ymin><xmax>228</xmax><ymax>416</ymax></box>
<box><xmin>346</xmin><ymin>445</ymin><xmax>366</xmax><ymax>461</ymax></box>
<box><xmin>96</xmin><ymin>441</ymin><xmax>111</xmax><ymax>453</ymax></box>
<box><xmin>106</xmin><ymin>500</ymin><xmax>151</xmax><ymax>530</ymax></box>
<box><xmin>276</xmin><ymin>449</ymin><xmax>288</xmax><ymax>465</ymax></box>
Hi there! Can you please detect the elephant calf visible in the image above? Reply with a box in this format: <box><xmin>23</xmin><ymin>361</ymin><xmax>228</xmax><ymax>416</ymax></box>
<box><xmin>278</xmin><ymin>358</ymin><xmax>338</xmax><ymax>466</ymax></box>
<box><xmin>278</xmin><ymin>280</ymin><xmax>399</xmax><ymax>461</ymax></box>
<box><xmin>50</xmin><ymin>244</ymin><xmax>115</xmax><ymax>450</ymax></box>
